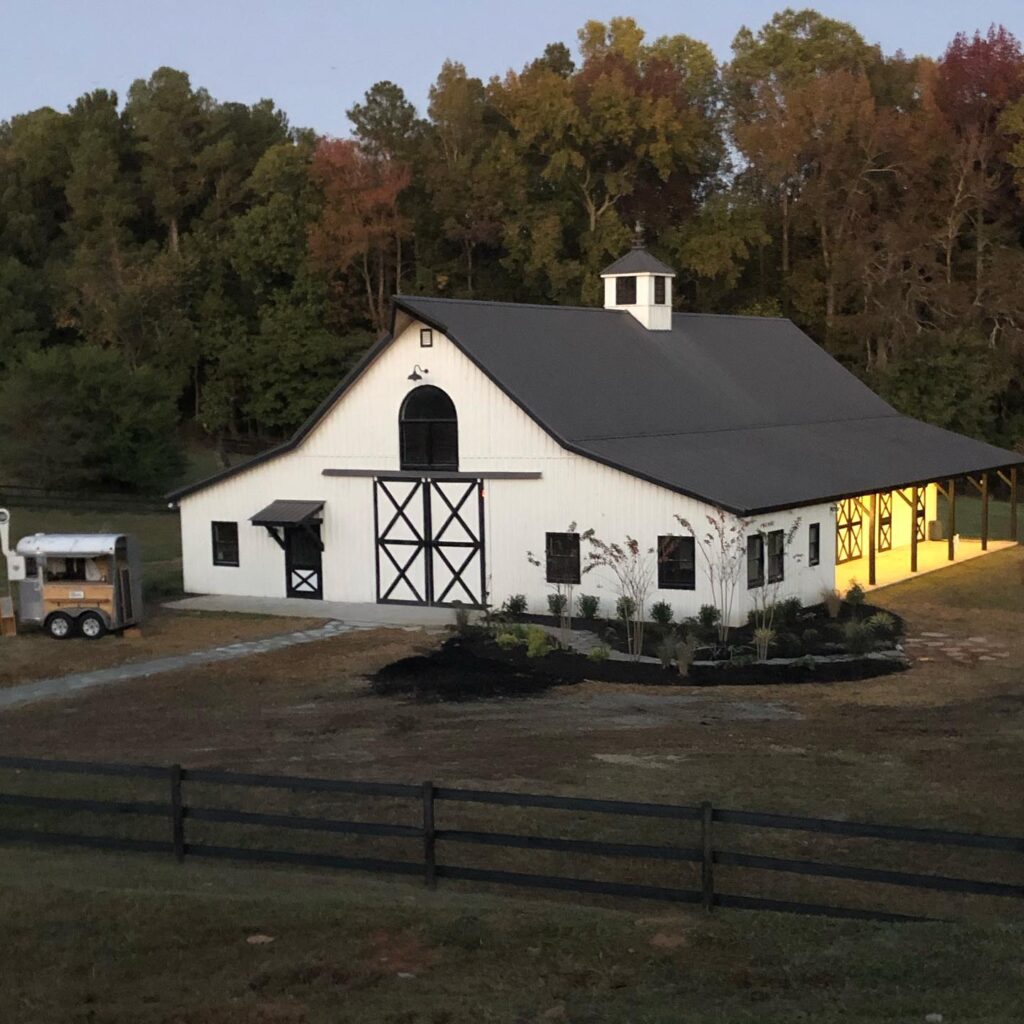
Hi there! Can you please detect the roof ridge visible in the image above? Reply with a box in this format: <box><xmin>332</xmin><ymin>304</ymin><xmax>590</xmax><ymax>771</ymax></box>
<box><xmin>394</xmin><ymin>295</ymin><xmax>621</xmax><ymax>314</ymax></box>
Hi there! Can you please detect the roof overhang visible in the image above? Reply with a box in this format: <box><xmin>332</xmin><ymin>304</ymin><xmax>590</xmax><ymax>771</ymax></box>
<box><xmin>250</xmin><ymin>500</ymin><xmax>324</xmax><ymax>526</ymax></box>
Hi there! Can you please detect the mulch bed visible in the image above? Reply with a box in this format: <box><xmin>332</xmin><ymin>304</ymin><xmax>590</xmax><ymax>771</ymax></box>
<box><xmin>370</xmin><ymin>630</ymin><xmax>907</xmax><ymax>701</ymax></box>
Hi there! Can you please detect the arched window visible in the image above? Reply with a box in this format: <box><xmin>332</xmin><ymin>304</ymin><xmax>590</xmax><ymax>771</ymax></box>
<box><xmin>400</xmin><ymin>386</ymin><xmax>458</xmax><ymax>471</ymax></box>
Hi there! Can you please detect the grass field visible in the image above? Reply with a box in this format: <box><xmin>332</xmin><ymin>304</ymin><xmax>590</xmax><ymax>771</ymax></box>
<box><xmin>1</xmin><ymin>845</ymin><xmax>1022</xmax><ymax>1024</ymax></box>
<box><xmin>0</xmin><ymin>516</ymin><xmax>1022</xmax><ymax>1017</ymax></box>
<box><xmin>0</xmin><ymin>504</ymin><xmax>183</xmax><ymax>598</ymax></box>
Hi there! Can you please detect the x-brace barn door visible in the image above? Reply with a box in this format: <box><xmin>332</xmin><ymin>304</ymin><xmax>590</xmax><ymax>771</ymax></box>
<box><xmin>374</xmin><ymin>477</ymin><xmax>486</xmax><ymax>608</ymax></box>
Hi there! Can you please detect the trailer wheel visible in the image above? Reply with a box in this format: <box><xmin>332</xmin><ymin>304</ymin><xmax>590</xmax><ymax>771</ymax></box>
<box><xmin>45</xmin><ymin>612</ymin><xmax>75</xmax><ymax>640</ymax></box>
<box><xmin>78</xmin><ymin>612</ymin><xmax>107</xmax><ymax>640</ymax></box>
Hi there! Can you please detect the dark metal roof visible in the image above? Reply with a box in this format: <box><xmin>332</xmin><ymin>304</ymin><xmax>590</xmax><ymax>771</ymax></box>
<box><xmin>250</xmin><ymin>499</ymin><xmax>324</xmax><ymax>526</ymax></box>
<box><xmin>600</xmin><ymin>248</ymin><xmax>676</xmax><ymax>276</ymax></box>
<box><xmin>392</xmin><ymin>296</ymin><xmax>1023</xmax><ymax>514</ymax></box>
<box><xmin>170</xmin><ymin>295</ymin><xmax>1024</xmax><ymax>514</ymax></box>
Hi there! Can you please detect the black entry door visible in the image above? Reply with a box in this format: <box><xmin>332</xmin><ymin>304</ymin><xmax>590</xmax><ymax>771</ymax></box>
<box><xmin>285</xmin><ymin>524</ymin><xmax>323</xmax><ymax>599</ymax></box>
<box><xmin>374</xmin><ymin>477</ymin><xmax>485</xmax><ymax>607</ymax></box>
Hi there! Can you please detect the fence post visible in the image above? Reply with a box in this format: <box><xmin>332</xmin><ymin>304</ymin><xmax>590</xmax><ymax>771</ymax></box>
<box><xmin>700</xmin><ymin>801</ymin><xmax>714</xmax><ymax>913</ymax></box>
<box><xmin>422</xmin><ymin>780</ymin><xmax>436</xmax><ymax>889</ymax></box>
<box><xmin>169</xmin><ymin>764</ymin><xmax>185</xmax><ymax>863</ymax></box>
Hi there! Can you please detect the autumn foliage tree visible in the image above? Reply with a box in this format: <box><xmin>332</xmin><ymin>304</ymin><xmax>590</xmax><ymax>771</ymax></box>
<box><xmin>307</xmin><ymin>139</ymin><xmax>410</xmax><ymax>332</ymax></box>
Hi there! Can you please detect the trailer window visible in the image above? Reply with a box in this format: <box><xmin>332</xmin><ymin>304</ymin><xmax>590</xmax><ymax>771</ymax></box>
<box><xmin>45</xmin><ymin>558</ymin><xmax>87</xmax><ymax>582</ymax></box>
<box><xmin>212</xmin><ymin>522</ymin><xmax>240</xmax><ymax>567</ymax></box>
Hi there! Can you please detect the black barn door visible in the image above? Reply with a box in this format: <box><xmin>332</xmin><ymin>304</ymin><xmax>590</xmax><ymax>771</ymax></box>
<box><xmin>285</xmin><ymin>524</ymin><xmax>323</xmax><ymax>599</ymax></box>
<box><xmin>374</xmin><ymin>477</ymin><xmax>485</xmax><ymax>607</ymax></box>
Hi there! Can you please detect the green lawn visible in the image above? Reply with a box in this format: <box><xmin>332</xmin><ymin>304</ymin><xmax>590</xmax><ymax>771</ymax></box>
<box><xmin>0</xmin><ymin>505</ymin><xmax>182</xmax><ymax>598</ymax></box>
<box><xmin>1</xmin><ymin>845</ymin><xmax>1021</xmax><ymax>1024</ymax></box>
<box><xmin>937</xmin><ymin>493</ymin><xmax>1022</xmax><ymax>540</ymax></box>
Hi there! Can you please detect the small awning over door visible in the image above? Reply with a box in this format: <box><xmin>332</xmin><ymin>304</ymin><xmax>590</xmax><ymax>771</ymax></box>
<box><xmin>250</xmin><ymin>499</ymin><xmax>324</xmax><ymax>526</ymax></box>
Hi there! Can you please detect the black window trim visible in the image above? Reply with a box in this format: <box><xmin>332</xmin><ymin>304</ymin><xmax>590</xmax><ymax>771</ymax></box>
<box><xmin>545</xmin><ymin>531</ymin><xmax>581</xmax><ymax>585</ymax></box>
<box><xmin>615</xmin><ymin>276</ymin><xmax>637</xmax><ymax>305</ymax></box>
<box><xmin>420</xmin><ymin>327</ymin><xmax>433</xmax><ymax>348</ymax></box>
<box><xmin>767</xmin><ymin>529</ymin><xmax>785</xmax><ymax>584</ymax></box>
<box><xmin>212</xmin><ymin>520</ymin><xmax>240</xmax><ymax>567</ymax></box>
<box><xmin>399</xmin><ymin>385</ymin><xmax>459</xmax><ymax>472</ymax></box>
<box><xmin>657</xmin><ymin>534</ymin><xmax>696</xmax><ymax>591</ymax></box>
<box><xmin>654</xmin><ymin>275</ymin><xmax>666</xmax><ymax>305</ymax></box>
<box><xmin>809</xmin><ymin>522</ymin><xmax>820</xmax><ymax>567</ymax></box>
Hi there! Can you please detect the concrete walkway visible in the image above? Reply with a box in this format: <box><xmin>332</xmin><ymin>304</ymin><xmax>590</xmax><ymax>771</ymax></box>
<box><xmin>0</xmin><ymin>620</ymin><xmax>361</xmax><ymax>711</ymax></box>
<box><xmin>165</xmin><ymin>594</ymin><xmax>461</xmax><ymax>628</ymax></box>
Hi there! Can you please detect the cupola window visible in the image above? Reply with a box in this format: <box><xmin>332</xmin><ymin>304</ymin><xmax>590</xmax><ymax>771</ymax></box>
<box><xmin>615</xmin><ymin>276</ymin><xmax>637</xmax><ymax>305</ymax></box>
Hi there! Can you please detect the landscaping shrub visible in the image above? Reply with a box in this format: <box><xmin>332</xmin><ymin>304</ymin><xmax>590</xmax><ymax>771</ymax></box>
<box><xmin>675</xmin><ymin>638</ymin><xmax>698</xmax><ymax>676</ymax></box>
<box><xmin>753</xmin><ymin>627</ymin><xmax>775</xmax><ymax>661</ymax></box>
<box><xmin>650</xmin><ymin>601</ymin><xmax>674</xmax><ymax>626</ymax></box>
<box><xmin>866</xmin><ymin>611</ymin><xmax>898</xmax><ymax>641</ymax></box>
<box><xmin>820</xmin><ymin>587</ymin><xmax>842</xmax><ymax>619</ymax></box>
<box><xmin>801</xmin><ymin>627</ymin><xmax>821</xmax><ymax>654</ymax></box>
<box><xmin>502</xmin><ymin>594</ymin><xmax>528</xmax><ymax>616</ymax></box>
<box><xmin>845</xmin><ymin>583</ymin><xmax>867</xmax><ymax>616</ymax></box>
<box><xmin>774</xmin><ymin>631</ymin><xmax>803</xmax><ymax>658</ymax></box>
<box><xmin>588</xmin><ymin>644</ymin><xmax>610</xmax><ymax>663</ymax></box>
<box><xmin>656</xmin><ymin>633</ymin><xmax>678</xmax><ymax>669</ymax></box>
<box><xmin>547</xmin><ymin>593</ymin><xmax>567</xmax><ymax>618</ymax></box>
<box><xmin>526</xmin><ymin>626</ymin><xmax>553</xmax><ymax>658</ymax></box>
<box><xmin>698</xmin><ymin>604</ymin><xmax>721</xmax><ymax>631</ymax></box>
<box><xmin>495</xmin><ymin>632</ymin><xmax>520</xmax><ymax>650</ymax></box>
<box><xmin>577</xmin><ymin>593</ymin><xmax>600</xmax><ymax>619</ymax></box>
<box><xmin>843</xmin><ymin>619</ymin><xmax>874</xmax><ymax>655</ymax></box>
<box><xmin>776</xmin><ymin>596</ymin><xmax>803</xmax><ymax>629</ymax></box>
<box><xmin>616</xmin><ymin>596</ymin><xmax>636</xmax><ymax>621</ymax></box>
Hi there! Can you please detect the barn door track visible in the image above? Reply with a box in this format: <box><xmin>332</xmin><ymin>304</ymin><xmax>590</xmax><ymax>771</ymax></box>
<box><xmin>0</xmin><ymin>620</ymin><xmax>362</xmax><ymax>711</ymax></box>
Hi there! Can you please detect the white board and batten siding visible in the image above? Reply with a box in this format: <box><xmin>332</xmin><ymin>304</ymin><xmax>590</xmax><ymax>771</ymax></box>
<box><xmin>178</xmin><ymin>317</ymin><xmax>837</xmax><ymax>623</ymax></box>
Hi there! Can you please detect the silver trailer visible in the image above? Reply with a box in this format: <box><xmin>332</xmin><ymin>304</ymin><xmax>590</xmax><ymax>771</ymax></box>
<box><xmin>0</xmin><ymin>510</ymin><xmax>143</xmax><ymax>639</ymax></box>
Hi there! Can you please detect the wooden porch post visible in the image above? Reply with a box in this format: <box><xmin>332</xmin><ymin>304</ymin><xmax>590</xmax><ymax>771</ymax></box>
<box><xmin>981</xmin><ymin>472</ymin><xmax>989</xmax><ymax>552</ymax></box>
<box><xmin>868</xmin><ymin>493</ymin><xmax>876</xmax><ymax>586</ymax></box>
<box><xmin>947</xmin><ymin>478</ymin><xmax>956</xmax><ymax>562</ymax></box>
<box><xmin>1011</xmin><ymin>467</ymin><xmax>1019</xmax><ymax>544</ymax></box>
<box><xmin>910</xmin><ymin>485</ymin><xmax>919</xmax><ymax>573</ymax></box>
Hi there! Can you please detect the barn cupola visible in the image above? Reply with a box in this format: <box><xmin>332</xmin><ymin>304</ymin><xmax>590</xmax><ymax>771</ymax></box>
<box><xmin>599</xmin><ymin>224</ymin><xmax>675</xmax><ymax>330</ymax></box>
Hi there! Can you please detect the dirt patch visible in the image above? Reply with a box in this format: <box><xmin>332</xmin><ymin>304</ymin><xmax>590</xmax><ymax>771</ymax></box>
<box><xmin>0</xmin><ymin>608</ymin><xmax>327</xmax><ymax>688</ymax></box>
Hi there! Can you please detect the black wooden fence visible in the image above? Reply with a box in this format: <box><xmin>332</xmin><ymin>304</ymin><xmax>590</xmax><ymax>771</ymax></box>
<box><xmin>0</xmin><ymin>483</ymin><xmax>172</xmax><ymax>514</ymax></box>
<box><xmin>0</xmin><ymin>755</ymin><xmax>1021</xmax><ymax>923</ymax></box>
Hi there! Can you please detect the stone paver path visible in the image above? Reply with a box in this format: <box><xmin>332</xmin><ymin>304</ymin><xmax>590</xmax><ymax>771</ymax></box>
<box><xmin>901</xmin><ymin>631</ymin><xmax>1010</xmax><ymax>665</ymax></box>
<box><xmin>537</xmin><ymin>623</ymin><xmax>661</xmax><ymax>663</ymax></box>
<box><xmin>0</xmin><ymin>620</ymin><xmax>362</xmax><ymax>711</ymax></box>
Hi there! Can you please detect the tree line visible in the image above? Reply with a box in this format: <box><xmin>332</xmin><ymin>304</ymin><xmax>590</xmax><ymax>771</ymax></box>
<box><xmin>2</xmin><ymin>9</ymin><xmax>1024</xmax><ymax>491</ymax></box>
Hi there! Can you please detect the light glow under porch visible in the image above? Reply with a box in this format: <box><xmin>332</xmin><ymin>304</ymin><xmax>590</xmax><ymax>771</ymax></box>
<box><xmin>836</xmin><ymin>537</ymin><xmax>1017</xmax><ymax>592</ymax></box>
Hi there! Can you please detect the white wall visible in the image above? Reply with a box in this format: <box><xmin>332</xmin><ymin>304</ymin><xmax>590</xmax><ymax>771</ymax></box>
<box><xmin>178</xmin><ymin>316</ymin><xmax>836</xmax><ymax>623</ymax></box>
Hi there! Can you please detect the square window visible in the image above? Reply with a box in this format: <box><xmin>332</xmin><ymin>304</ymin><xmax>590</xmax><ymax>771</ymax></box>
<box><xmin>747</xmin><ymin>535</ymin><xmax>764</xmax><ymax>589</ymax></box>
<box><xmin>654</xmin><ymin>276</ymin><xmax>666</xmax><ymax>304</ymax></box>
<box><xmin>657</xmin><ymin>535</ymin><xmax>695</xmax><ymax>590</ymax></box>
<box><xmin>545</xmin><ymin>532</ymin><xmax>580</xmax><ymax>584</ymax></box>
<box><xmin>615</xmin><ymin>276</ymin><xmax>637</xmax><ymax>305</ymax></box>
<box><xmin>809</xmin><ymin>523</ymin><xmax>820</xmax><ymax>566</ymax></box>
<box><xmin>420</xmin><ymin>328</ymin><xmax>433</xmax><ymax>348</ymax></box>
<box><xmin>212</xmin><ymin>521</ymin><xmax>240</xmax><ymax>567</ymax></box>
<box><xmin>767</xmin><ymin>529</ymin><xmax>785</xmax><ymax>584</ymax></box>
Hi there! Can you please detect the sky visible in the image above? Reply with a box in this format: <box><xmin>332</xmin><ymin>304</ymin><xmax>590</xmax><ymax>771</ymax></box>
<box><xmin>2</xmin><ymin>0</ymin><xmax>1022</xmax><ymax>135</ymax></box>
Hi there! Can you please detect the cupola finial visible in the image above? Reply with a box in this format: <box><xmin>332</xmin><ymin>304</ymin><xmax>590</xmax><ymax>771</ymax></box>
<box><xmin>632</xmin><ymin>220</ymin><xmax>644</xmax><ymax>249</ymax></box>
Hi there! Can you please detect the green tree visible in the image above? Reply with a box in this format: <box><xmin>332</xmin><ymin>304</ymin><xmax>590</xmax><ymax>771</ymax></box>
<box><xmin>0</xmin><ymin>346</ymin><xmax>185</xmax><ymax>491</ymax></box>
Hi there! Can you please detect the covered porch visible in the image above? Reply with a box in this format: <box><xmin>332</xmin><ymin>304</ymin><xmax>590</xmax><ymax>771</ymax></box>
<box><xmin>833</xmin><ymin>469</ymin><xmax>1020</xmax><ymax>592</ymax></box>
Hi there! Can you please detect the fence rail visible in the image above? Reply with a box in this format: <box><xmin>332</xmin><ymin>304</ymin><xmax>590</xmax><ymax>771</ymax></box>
<box><xmin>0</xmin><ymin>483</ymin><xmax>172</xmax><ymax>513</ymax></box>
<box><xmin>0</xmin><ymin>755</ymin><xmax>1020</xmax><ymax>924</ymax></box>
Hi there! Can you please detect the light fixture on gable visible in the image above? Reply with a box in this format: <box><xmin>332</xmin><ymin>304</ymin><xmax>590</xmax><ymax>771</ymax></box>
<box><xmin>407</xmin><ymin>365</ymin><xmax>429</xmax><ymax>382</ymax></box>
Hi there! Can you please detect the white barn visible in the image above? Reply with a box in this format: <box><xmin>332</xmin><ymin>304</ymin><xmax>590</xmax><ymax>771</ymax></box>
<box><xmin>169</xmin><ymin>246</ymin><xmax>1022</xmax><ymax>624</ymax></box>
